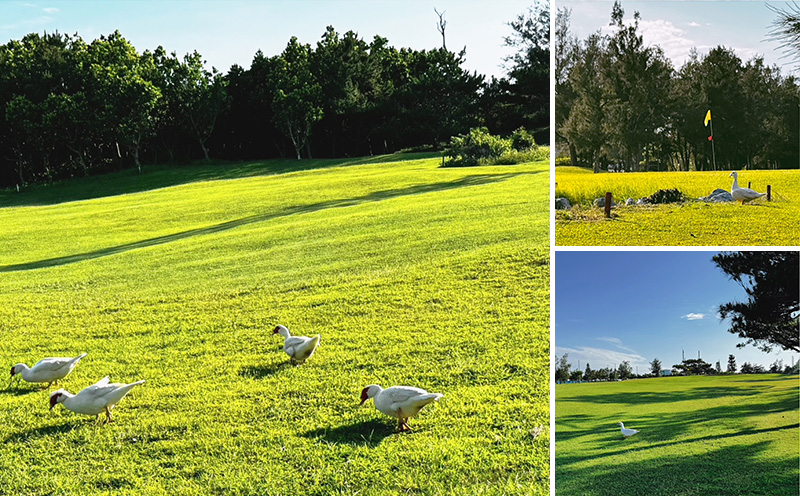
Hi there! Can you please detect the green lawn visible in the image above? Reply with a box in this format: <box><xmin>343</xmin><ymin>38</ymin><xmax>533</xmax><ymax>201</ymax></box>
<box><xmin>555</xmin><ymin>167</ymin><xmax>800</xmax><ymax>246</ymax></box>
<box><xmin>556</xmin><ymin>375</ymin><xmax>800</xmax><ymax>496</ymax></box>
<box><xmin>0</xmin><ymin>154</ymin><xmax>550</xmax><ymax>495</ymax></box>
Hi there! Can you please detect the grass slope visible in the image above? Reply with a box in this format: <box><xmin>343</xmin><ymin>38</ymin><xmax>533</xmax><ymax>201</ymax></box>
<box><xmin>556</xmin><ymin>375</ymin><xmax>800</xmax><ymax>496</ymax></box>
<box><xmin>0</xmin><ymin>154</ymin><xmax>549</xmax><ymax>495</ymax></box>
<box><xmin>555</xmin><ymin>167</ymin><xmax>800</xmax><ymax>246</ymax></box>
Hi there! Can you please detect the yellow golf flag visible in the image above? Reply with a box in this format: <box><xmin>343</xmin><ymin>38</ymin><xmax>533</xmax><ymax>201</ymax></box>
<box><xmin>704</xmin><ymin>110</ymin><xmax>711</xmax><ymax>126</ymax></box>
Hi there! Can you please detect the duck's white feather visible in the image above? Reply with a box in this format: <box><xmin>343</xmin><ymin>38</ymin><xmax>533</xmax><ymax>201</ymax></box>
<box><xmin>730</xmin><ymin>172</ymin><xmax>765</xmax><ymax>202</ymax></box>
<box><xmin>52</xmin><ymin>377</ymin><xmax>145</xmax><ymax>416</ymax></box>
<box><xmin>12</xmin><ymin>353</ymin><xmax>87</xmax><ymax>384</ymax></box>
<box><xmin>274</xmin><ymin>325</ymin><xmax>320</xmax><ymax>364</ymax></box>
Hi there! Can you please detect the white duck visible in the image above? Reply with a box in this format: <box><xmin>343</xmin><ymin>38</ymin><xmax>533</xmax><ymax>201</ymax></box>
<box><xmin>618</xmin><ymin>421</ymin><xmax>639</xmax><ymax>438</ymax></box>
<box><xmin>10</xmin><ymin>353</ymin><xmax>87</xmax><ymax>387</ymax></box>
<box><xmin>360</xmin><ymin>384</ymin><xmax>443</xmax><ymax>432</ymax></box>
<box><xmin>272</xmin><ymin>325</ymin><xmax>320</xmax><ymax>365</ymax></box>
<box><xmin>729</xmin><ymin>171</ymin><xmax>765</xmax><ymax>204</ymax></box>
<box><xmin>49</xmin><ymin>376</ymin><xmax>145</xmax><ymax>423</ymax></box>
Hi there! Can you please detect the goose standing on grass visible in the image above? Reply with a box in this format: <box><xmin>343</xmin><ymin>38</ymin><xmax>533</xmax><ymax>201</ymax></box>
<box><xmin>49</xmin><ymin>376</ymin><xmax>145</xmax><ymax>423</ymax></box>
<box><xmin>618</xmin><ymin>421</ymin><xmax>639</xmax><ymax>438</ymax></box>
<box><xmin>729</xmin><ymin>171</ymin><xmax>765</xmax><ymax>204</ymax></box>
<box><xmin>10</xmin><ymin>353</ymin><xmax>87</xmax><ymax>388</ymax></box>
<box><xmin>272</xmin><ymin>325</ymin><xmax>320</xmax><ymax>365</ymax></box>
<box><xmin>360</xmin><ymin>384</ymin><xmax>443</xmax><ymax>432</ymax></box>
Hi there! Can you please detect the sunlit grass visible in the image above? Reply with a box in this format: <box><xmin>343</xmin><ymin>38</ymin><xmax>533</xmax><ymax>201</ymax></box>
<box><xmin>556</xmin><ymin>375</ymin><xmax>800</xmax><ymax>496</ymax></box>
<box><xmin>0</xmin><ymin>156</ymin><xmax>550</xmax><ymax>495</ymax></box>
<box><xmin>555</xmin><ymin>167</ymin><xmax>800</xmax><ymax>246</ymax></box>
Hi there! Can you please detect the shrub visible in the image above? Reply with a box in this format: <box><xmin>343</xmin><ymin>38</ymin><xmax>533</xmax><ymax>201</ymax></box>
<box><xmin>445</xmin><ymin>127</ymin><xmax>511</xmax><ymax>166</ymax></box>
<box><xmin>510</xmin><ymin>127</ymin><xmax>537</xmax><ymax>151</ymax></box>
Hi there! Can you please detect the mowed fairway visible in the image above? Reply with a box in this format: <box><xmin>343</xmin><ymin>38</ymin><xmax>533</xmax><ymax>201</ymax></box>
<box><xmin>555</xmin><ymin>167</ymin><xmax>800</xmax><ymax>246</ymax></box>
<box><xmin>0</xmin><ymin>155</ymin><xmax>549</xmax><ymax>495</ymax></box>
<box><xmin>556</xmin><ymin>375</ymin><xmax>800</xmax><ymax>496</ymax></box>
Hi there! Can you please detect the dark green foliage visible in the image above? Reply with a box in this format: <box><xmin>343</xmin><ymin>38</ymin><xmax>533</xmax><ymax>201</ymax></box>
<box><xmin>649</xmin><ymin>358</ymin><xmax>662</xmax><ymax>376</ymax></box>
<box><xmin>511</xmin><ymin>126</ymin><xmax>538</xmax><ymax>151</ymax></box>
<box><xmin>556</xmin><ymin>1</ymin><xmax>800</xmax><ymax>172</ymax></box>
<box><xmin>673</xmin><ymin>358</ymin><xmax>715</xmax><ymax>375</ymax></box>
<box><xmin>642</xmin><ymin>188</ymin><xmax>686</xmax><ymax>204</ymax></box>
<box><xmin>713</xmin><ymin>251</ymin><xmax>800</xmax><ymax>353</ymax></box>
<box><xmin>727</xmin><ymin>354</ymin><xmax>737</xmax><ymax>373</ymax></box>
<box><xmin>0</xmin><ymin>12</ymin><xmax>551</xmax><ymax>187</ymax></box>
<box><xmin>445</xmin><ymin>127</ymin><xmax>511</xmax><ymax>166</ymax></box>
<box><xmin>444</xmin><ymin>127</ymin><xmax>543</xmax><ymax>166</ymax></box>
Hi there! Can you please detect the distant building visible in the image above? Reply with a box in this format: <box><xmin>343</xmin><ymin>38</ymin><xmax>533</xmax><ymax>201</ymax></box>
<box><xmin>660</xmin><ymin>369</ymin><xmax>672</xmax><ymax>376</ymax></box>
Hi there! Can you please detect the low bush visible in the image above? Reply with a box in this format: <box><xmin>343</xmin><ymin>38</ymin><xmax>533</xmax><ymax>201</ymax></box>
<box><xmin>445</xmin><ymin>127</ymin><xmax>541</xmax><ymax>166</ymax></box>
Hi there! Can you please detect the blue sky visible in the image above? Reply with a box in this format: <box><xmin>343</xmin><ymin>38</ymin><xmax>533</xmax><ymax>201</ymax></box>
<box><xmin>560</xmin><ymin>1</ymin><xmax>794</xmax><ymax>74</ymax></box>
<box><xmin>0</xmin><ymin>0</ymin><xmax>535</xmax><ymax>79</ymax></box>
<box><xmin>555</xmin><ymin>251</ymin><xmax>800</xmax><ymax>375</ymax></box>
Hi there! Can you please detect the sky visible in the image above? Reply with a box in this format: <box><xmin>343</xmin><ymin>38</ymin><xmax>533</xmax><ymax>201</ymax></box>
<box><xmin>0</xmin><ymin>0</ymin><xmax>535</xmax><ymax>79</ymax></box>
<box><xmin>555</xmin><ymin>251</ymin><xmax>800</xmax><ymax>375</ymax></box>
<box><xmin>560</xmin><ymin>0</ymin><xmax>795</xmax><ymax>74</ymax></box>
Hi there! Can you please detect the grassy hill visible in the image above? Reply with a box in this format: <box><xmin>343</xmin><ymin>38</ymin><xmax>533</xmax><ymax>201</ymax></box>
<box><xmin>555</xmin><ymin>167</ymin><xmax>800</xmax><ymax>246</ymax></box>
<box><xmin>556</xmin><ymin>375</ymin><xmax>800</xmax><ymax>496</ymax></box>
<box><xmin>0</xmin><ymin>154</ymin><xmax>550</xmax><ymax>495</ymax></box>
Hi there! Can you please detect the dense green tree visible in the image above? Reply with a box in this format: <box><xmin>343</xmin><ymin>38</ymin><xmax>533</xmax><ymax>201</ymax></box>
<box><xmin>650</xmin><ymin>358</ymin><xmax>662</xmax><ymax>376</ymax></box>
<box><xmin>556</xmin><ymin>1</ymin><xmax>798</xmax><ymax>171</ymax></box>
<box><xmin>617</xmin><ymin>360</ymin><xmax>632</xmax><ymax>379</ymax></box>
<box><xmin>713</xmin><ymin>251</ymin><xmax>800</xmax><ymax>353</ymax></box>
<box><xmin>673</xmin><ymin>358</ymin><xmax>714</xmax><ymax>375</ymax></box>
<box><xmin>727</xmin><ymin>354</ymin><xmax>737</xmax><ymax>373</ymax></box>
<box><xmin>271</xmin><ymin>37</ymin><xmax>323</xmax><ymax>160</ymax></box>
<box><xmin>555</xmin><ymin>353</ymin><xmax>571</xmax><ymax>382</ymax></box>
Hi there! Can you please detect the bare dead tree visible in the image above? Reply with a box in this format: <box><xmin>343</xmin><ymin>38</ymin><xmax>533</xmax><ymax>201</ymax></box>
<box><xmin>434</xmin><ymin>8</ymin><xmax>447</xmax><ymax>50</ymax></box>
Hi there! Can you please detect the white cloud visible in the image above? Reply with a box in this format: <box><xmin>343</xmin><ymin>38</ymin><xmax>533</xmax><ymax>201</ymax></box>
<box><xmin>596</xmin><ymin>336</ymin><xmax>637</xmax><ymax>353</ymax></box>
<box><xmin>687</xmin><ymin>21</ymin><xmax>701</xmax><ymax>28</ymax></box>
<box><xmin>556</xmin><ymin>345</ymin><xmax>648</xmax><ymax>370</ymax></box>
<box><xmin>683</xmin><ymin>313</ymin><xmax>705</xmax><ymax>320</ymax></box>
<box><xmin>42</xmin><ymin>7</ymin><xmax>59</xmax><ymax>13</ymax></box>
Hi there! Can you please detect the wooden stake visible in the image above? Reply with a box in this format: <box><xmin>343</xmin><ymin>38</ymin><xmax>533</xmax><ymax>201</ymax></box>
<box><xmin>604</xmin><ymin>192</ymin><xmax>612</xmax><ymax>218</ymax></box>
<box><xmin>748</xmin><ymin>181</ymin><xmax>751</xmax><ymax>188</ymax></box>
<box><xmin>767</xmin><ymin>185</ymin><xmax>771</xmax><ymax>201</ymax></box>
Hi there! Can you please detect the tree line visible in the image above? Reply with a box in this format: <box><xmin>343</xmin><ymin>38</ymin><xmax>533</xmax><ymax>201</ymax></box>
<box><xmin>556</xmin><ymin>1</ymin><xmax>800</xmax><ymax>172</ymax></box>
<box><xmin>556</xmin><ymin>353</ymin><xmax>798</xmax><ymax>383</ymax></box>
<box><xmin>0</xmin><ymin>4</ymin><xmax>549</xmax><ymax>188</ymax></box>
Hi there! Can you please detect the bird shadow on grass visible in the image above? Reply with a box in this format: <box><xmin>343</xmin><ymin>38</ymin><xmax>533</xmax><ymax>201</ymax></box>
<box><xmin>238</xmin><ymin>362</ymin><xmax>290</xmax><ymax>379</ymax></box>
<box><xmin>301</xmin><ymin>420</ymin><xmax>395</xmax><ymax>447</ymax></box>
<box><xmin>3</xmin><ymin>422</ymin><xmax>77</xmax><ymax>443</ymax></box>
<box><xmin>0</xmin><ymin>386</ymin><xmax>40</xmax><ymax>396</ymax></box>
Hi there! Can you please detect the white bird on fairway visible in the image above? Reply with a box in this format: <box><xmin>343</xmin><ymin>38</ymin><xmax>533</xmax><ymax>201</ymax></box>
<box><xmin>360</xmin><ymin>384</ymin><xmax>443</xmax><ymax>432</ymax></box>
<box><xmin>272</xmin><ymin>325</ymin><xmax>320</xmax><ymax>365</ymax></box>
<box><xmin>618</xmin><ymin>422</ymin><xmax>639</xmax><ymax>438</ymax></box>
<box><xmin>729</xmin><ymin>171</ymin><xmax>765</xmax><ymax>204</ymax></box>
<box><xmin>10</xmin><ymin>353</ymin><xmax>87</xmax><ymax>388</ymax></box>
<box><xmin>49</xmin><ymin>376</ymin><xmax>145</xmax><ymax>423</ymax></box>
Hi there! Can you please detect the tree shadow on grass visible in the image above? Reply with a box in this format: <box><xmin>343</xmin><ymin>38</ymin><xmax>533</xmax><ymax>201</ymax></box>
<box><xmin>556</xmin><ymin>440</ymin><xmax>799</xmax><ymax>496</ymax></box>
<box><xmin>556</xmin><ymin>389</ymin><xmax>798</xmax><ymax>445</ymax></box>
<box><xmin>0</xmin><ymin>152</ymin><xmax>442</xmax><ymax>208</ymax></box>
<box><xmin>301</xmin><ymin>420</ymin><xmax>395</xmax><ymax>447</ymax></box>
<box><xmin>559</xmin><ymin>385</ymin><xmax>765</xmax><ymax>405</ymax></box>
<box><xmin>0</xmin><ymin>172</ymin><xmax>532</xmax><ymax>273</ymax></box>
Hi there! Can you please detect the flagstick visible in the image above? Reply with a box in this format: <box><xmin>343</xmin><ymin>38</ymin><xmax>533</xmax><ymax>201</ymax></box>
<box><xmin>710</xmin><ymin>118</ymin><xmax>716</xmax><ymax>171</ymax></box>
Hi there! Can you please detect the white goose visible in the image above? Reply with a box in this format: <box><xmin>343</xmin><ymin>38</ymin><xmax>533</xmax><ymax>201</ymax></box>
<box><xmin>360</xmin><ymin>384</ymin><xmax>443</xmax><ymax>432</ymax></box>
<box><xmin>729</xmin><ymin>171</ymin><xmax>765</xmax><ymax>204</ymax></box>
<box><xmin>10</xmin><ymin>353</ymin><xmax>87</xmax><ymax>387</ymax></box>
<box><xmin>49</xmin><ymin>376</ymin><xmax>145</xmax><ymax>423</ymax></box>
<box><xmin>273</xmin><ymin>325</ymin><xmax>320</xmax><ymax>365</ymax></box>
<box><xmin>618</xmin><ymin>421</ymin><xmax>639</xmax><ymax>438</ymax></box>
